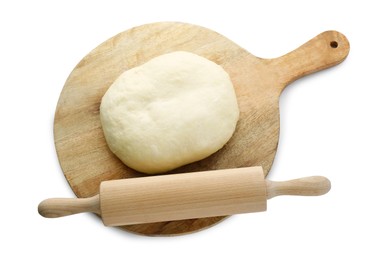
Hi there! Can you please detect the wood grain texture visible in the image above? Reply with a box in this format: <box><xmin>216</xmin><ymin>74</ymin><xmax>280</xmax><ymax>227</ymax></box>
<box><xmin>100</xmin><ymin>167</ymin><xmax>266</xmax><ymax>226</ymax></box>
<box><xmin>54</xmin><ymin>22</ymin><xmax>349</xmax><ymax>235</ymax></box>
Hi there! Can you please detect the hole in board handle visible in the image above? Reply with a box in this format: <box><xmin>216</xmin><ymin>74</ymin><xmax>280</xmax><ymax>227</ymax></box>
<box><xmin>330</xmin><ymin>41</ymin><xmax>338</xmax><ymax>48</ymax></box>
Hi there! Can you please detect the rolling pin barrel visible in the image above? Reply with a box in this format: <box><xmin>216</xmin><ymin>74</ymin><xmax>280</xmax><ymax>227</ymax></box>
<box><xmin>100</xmin><ymin>167</ymin><xmax>267</xmax><ymax>226</ymax></box>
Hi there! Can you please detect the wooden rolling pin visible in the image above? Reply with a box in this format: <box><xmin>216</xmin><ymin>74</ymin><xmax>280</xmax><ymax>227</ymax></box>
<box><xmin>38</xmin><ymin>167</ymin><xmax>330</xmax><ymax>226</ymax></box>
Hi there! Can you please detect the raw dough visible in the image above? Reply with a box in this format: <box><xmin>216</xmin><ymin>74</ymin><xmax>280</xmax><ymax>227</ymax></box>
<box><xmin>100</xmin><ymin>51</ymin><xmax>239</xmax><ymax>174</ymax></box>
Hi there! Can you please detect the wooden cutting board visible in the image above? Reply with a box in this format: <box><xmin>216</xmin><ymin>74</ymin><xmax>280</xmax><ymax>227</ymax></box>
<box><xmin>54</xmin><ymin>22</ymin><xmax>349</xmax><ymax>236</ymax></box>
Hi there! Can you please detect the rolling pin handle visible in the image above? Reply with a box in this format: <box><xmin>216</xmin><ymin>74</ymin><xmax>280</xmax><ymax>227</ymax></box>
<box><xmin>38</xmin><ymin>195</ymin><xmax>100</xmax><ymax>218</ymax></box>
<box><xmin>266</xmin><ymin>176</ymin><xmax>331</xmax><ymax>199</ymax></box>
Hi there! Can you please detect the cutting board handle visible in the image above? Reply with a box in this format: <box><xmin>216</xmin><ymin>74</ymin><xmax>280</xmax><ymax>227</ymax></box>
<box><xmin>271</xmin><ymin>30</ymin><xmax>350</xmax><ymax>91</ymax></box>
<box><xmin>38</xmin><ymin>195</ymin><xmax>100</xmax><ymax>218</ymax></box>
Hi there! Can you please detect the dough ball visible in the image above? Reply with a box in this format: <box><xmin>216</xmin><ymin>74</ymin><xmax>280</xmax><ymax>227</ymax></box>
<box><xmin>100</xmin><ymin>51</ymin><xmax>239</xmax><ymax>174</ymax></box>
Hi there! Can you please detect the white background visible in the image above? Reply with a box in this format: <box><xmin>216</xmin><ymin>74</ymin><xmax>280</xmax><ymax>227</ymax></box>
<box><xmin>1</xmin><ymin>1</ymin><xmax>381</xmax><ymax>259</ymax></box>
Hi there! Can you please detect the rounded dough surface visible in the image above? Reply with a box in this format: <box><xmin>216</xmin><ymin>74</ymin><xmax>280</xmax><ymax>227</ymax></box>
<box><xmin>100</xmin><ymin>51</ymin><xmax>239</xmax><ymax>174</ymax></box>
